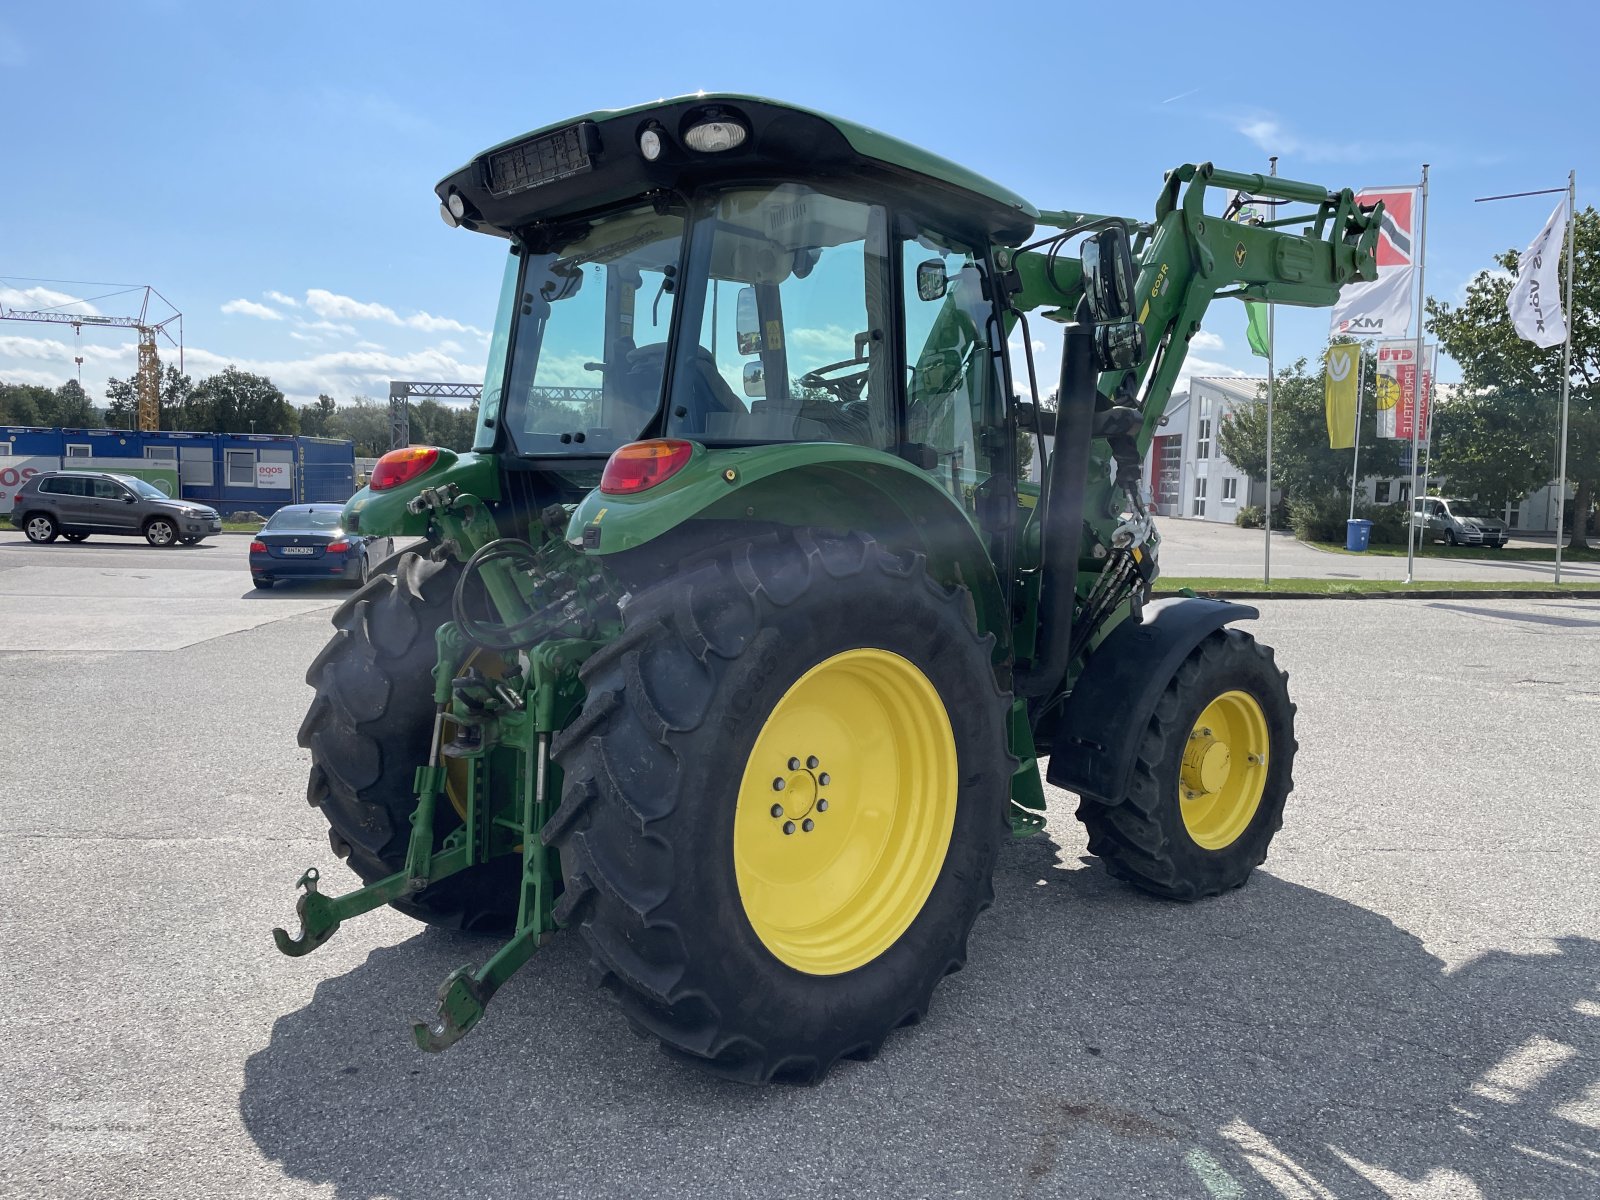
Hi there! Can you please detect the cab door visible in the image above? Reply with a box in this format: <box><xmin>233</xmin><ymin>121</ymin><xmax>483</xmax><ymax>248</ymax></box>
<box><xmin>898</xmin><ymin>229</ymin><xmax>1015</xmax><ymax>548</ymax></box>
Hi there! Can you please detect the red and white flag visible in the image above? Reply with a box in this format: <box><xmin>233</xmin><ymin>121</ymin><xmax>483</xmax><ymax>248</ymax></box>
<box><xmin>1330</xmin><ymin>189</ymin><xmax>1419</xmax><ymax>338</ymax></box>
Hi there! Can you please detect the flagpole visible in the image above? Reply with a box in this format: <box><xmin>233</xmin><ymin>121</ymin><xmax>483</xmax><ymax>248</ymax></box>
<box><xmin>1405</xmin><ymin>164</ymin><xmax>1430</xmax><ymax>584</ymax></box>
<box><xmin>1350</xmin><ymin>352</ymin><xmax>1366</xmax><ymax>520</ymax></box>
<box><xmin>1265</xmin><ymin>155</ymin><xmax>1277</xmax><ymax>587</ymax></box>
<box><xmin>1554</xmin><ymin>168</ymin><xmax>1576</xmax><ymax>584</ymax></box>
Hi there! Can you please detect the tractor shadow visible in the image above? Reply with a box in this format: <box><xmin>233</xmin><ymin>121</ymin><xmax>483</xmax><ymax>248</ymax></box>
<box><xmin>241</xmin><ymin>840</ymin><xmax>1600</xmax><ymax>1200</ymax></box>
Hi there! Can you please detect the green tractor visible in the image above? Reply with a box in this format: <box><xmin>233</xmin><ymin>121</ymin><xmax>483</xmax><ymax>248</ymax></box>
<box><xmin>276</xmin><ymin>95</ymin><xmax>1380</xmax><ymax>1082</ymax></box>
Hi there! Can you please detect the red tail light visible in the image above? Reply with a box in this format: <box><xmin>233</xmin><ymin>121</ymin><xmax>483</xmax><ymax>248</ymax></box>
<box><xmin>370</xmin><ymin>446</ymin><xmax>440</xmax><ymax>491</ymax></box>
<box><xmin>249</xmin><ymin>540</ymin><xmax>266</xmax><ymax>553</ymax></box>
<box><xmin>600</xmin><ymin>440</ymin><xmax>695</xmax><ymax>495</ymax></box>
<box><xmin>325</xmin><ymin>541</ymin><xmax>350</xmax><ymax>553</ymax></box>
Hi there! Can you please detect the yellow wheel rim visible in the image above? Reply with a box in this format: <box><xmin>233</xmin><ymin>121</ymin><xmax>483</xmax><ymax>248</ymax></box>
<box><xmin>733</xmin><ymin>648</ymin><xmax>957</xmax><ymax>975</ymax></box>
<box><xmin>1179</xmin><ymin>689</ymin><xmax>1269</xmax><ymax>850</ymax></box>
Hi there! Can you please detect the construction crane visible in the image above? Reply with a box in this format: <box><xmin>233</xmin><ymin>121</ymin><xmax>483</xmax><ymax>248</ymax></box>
<box><xmin>0</xmin><ymin>283</ymin><xmax>182</xmax><ymax>431</ymax></box>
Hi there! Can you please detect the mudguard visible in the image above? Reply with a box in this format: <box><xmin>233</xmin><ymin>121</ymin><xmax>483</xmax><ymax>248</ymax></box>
<box><xmin>1045</xmin><ymin>597</ymin><xmax>1258</xmax><ymax>802</ymax></box>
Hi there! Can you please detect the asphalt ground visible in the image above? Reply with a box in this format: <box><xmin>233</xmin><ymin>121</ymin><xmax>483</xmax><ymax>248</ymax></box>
<box><xmin>1157</xmin><ymin>518</ymin><xmax>1600</xmax><ymax>584</ymax></box>
<box><xmin>1</xmin><ymin>532</ymin><xmax>1597</xmax><ymax>1199</ymax></box>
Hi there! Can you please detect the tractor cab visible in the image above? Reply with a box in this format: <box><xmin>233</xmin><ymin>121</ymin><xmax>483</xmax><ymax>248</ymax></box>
<box><xmin>439</xmin><ymin>95</ymin><xmax>1041</xmax><ymax>521</ymax></box>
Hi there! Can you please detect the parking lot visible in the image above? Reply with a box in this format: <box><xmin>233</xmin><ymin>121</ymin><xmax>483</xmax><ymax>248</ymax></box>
<box><xmin>2</xmin><ymin>530</ymin><xmax>1597</xmax><ymax>1199</ymax></box>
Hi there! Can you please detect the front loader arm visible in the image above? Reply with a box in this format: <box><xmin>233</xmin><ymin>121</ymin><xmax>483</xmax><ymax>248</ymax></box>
<box><xmin>1013</xmin><ymin>162</ymin><xmax>1381</xmax><ymax>454</ymax></box>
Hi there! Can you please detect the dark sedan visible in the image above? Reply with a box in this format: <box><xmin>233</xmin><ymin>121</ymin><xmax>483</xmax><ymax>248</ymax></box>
<box><xmin>249</xmin><ymin>504</ymin><xmax>392</xmax><ymax>590</ymax></box>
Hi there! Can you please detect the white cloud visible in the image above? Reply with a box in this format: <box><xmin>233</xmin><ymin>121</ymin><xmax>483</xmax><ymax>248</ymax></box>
<box><xmin>304</xmin><ymin>288</ymin><xmax>487</xmax><ymax>339</ymax></box>
<box><xmin>221</xmin><ymin>298</ymin><xmax>283</xmax><ymax>320</ymax></box>
<box><xmin>1191</xmin><ymin>330</ymin><xmax>1225</xmax><ymax>353</ymax></box>
<box><xmin>265</xmin><ymin>290</ymin><xmax>299</xmax><ymax>308</ymax></box>
<box><xmin>0</xmin><ymin>285</ymin><xmax>101</xmax><ymax>317</ymax></box>
<box><xmin>306</xmin><ymin>288</ymin><xmax>401</xmax><ymax>323</ymax></box>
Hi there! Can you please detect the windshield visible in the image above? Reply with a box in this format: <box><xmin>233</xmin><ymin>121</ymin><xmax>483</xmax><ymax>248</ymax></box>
<box><xmin>1444</xmin><ymin>500</ymin><xmax>1492</xmax><ymax>519</ymax></box>
<box><xmin>127</xmin><ymin>478</ymin><xmax>169</xmax><ymax>500</ymax></box>
<box><xmin>265</xmin><ymin>508</ymin><xmax>342</xmax><ymax>531</ymax></box>
<box><xmin>480</xmin><ymin>204</ymin><xmax>685</xmax><ymax>456</ymax></box>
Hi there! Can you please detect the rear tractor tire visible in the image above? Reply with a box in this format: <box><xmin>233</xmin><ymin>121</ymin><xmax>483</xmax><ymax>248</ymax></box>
<box><xmin>546</xmin><ymin>529</ymin><xmax>1012</xmax><ymax>1083</ymax></box>
<box><xmin>297</xmin><ymin>549</ymin><xmax>519</xmax><ymax>930</ymax></box>
<box><xmin>1075</xmin><ymin>628</ymin><xmax>1296</xmax><ymax>901</ymax></box>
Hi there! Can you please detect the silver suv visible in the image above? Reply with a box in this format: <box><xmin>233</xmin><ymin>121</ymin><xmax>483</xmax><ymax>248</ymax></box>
<box><xmin>11</xmin><ymin>470</ymin><xmax>222</xmax><ymax>546</ymax></box>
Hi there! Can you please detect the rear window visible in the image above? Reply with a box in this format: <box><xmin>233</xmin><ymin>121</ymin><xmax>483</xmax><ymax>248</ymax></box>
<box><xmin>41</xmin><ymin>476</ymin><xmax>86</xmax><ymax>496</ymax></box>
<box><xmin>264</xmin><ymin>508</ymin><xmax>343</xmax><ymax>531</ymax></box>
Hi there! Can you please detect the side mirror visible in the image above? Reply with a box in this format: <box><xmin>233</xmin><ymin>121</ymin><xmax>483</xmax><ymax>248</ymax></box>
<box><xmin>915</xmin><ymin>259</ymin><xmax>948</xmax><ymax>302</ymax></box>
<box><xmin>742</xmin><ymin>360</ymin><xmax>765</xmax><ymax>398</ymax></box>
<box><xmin>1092</xmin><ymin>321</ymin><xmax>1146</xmax><ymax>371</ymax></box>
<box><xmin>1081</xmin><ymin>225</ymin><xmax>1138</xmax><ymax>324</ymax></box>
<box><xmin>735</xmin><ymin>287</ymin><xmax>762</xmax><ymax>356</ymax></box>
<box><xmin>122</xmin><ymin>494</ymin><xmax>137</xmax><ymax>503</ymax></box>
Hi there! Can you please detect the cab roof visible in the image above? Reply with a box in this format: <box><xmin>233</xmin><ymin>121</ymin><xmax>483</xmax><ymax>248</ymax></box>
<box><xmin>435</xmin><ymin>93</ymin><xmax>1040</xmax><ymax>246</ymax></box>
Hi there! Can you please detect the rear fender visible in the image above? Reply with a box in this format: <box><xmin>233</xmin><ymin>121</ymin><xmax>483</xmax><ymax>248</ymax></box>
<box><xmin>568</xmin><ymin>443</ymin><xmax>1009</xmax><ymax>652</ymax></box>
<box><xmin>1045</xmin><ymin>597</ymin><xmax>1258</xmax><ymax>801</ymax></box>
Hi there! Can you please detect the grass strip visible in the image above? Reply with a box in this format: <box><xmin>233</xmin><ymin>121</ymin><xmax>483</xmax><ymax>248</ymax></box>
<box><xmin>1306</xmin><ymin>541</ymin><xmax>1600</xmax><ymax>562</ymax></box>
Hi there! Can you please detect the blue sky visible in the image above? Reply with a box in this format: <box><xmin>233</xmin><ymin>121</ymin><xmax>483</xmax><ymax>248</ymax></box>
<box><xmin>1</xmin><ymin>1</ymin><xmax>1592</xmax><ymax>408</ymax></box>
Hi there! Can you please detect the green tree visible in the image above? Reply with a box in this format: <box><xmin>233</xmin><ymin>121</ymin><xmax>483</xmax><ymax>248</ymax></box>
<box><xmin>51</xmin><ymin>379</ymin><xmax>98</xmax><ymax>427</ymax></box>
<box><xmin>324</xmin><ymin>396</ymin><xmax>391</xmax><ymax>457</ymax></box>
<box><xmin>1216</xmin><ymin>346</ymin><xmax>1393</xmax><ymax>506</ymax></box>
<box><xmin>1427</xmin><ymin>205</ymin><xmax>1597</xmax><ymax>547</ymax></box>
<box><xmin>299</xmin><ymin>393</ymin><xmax>338</xmax><ymax>438</ymax></box>
<box><xmin>192</xmin><ymin>366</ymin><xmax>299</xmax><ymax>435</ymax></box>
<box><xmin>0</xmin><ymin>382</ymin><xmax>52</xmax><ymax>426</ymax></box>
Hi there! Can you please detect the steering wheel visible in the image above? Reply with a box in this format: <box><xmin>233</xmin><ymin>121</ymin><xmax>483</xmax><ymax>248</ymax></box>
<box><xmin>798</xmin><ymin>356</ymin><xmax>871</xmax><ymax>403</ymax></box>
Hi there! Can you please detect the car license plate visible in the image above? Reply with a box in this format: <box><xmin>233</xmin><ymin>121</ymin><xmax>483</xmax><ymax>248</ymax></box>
<box><xmin>281</xmin><ymin>547</ymin><xmax>315</xmax><ymax>556</ymax></box>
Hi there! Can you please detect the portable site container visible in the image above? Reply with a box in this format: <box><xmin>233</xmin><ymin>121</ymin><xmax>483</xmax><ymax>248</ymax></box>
<box><xmin>0</xmin><ymin>427</ymin><xmax>356</xmax><ymax>517</ymax></box>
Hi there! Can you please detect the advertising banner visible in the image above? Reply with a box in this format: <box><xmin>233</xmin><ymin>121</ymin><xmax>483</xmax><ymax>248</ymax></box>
<box><xmin>1330</xmin><ymin>188</ymin><xmax>1419</xmax><ymax>338</ymax></box>
<box><xmin>1324</xmin><ymin>345</ymin><xmax>1360</xmax><ymax>448</ymax></box>
<box><xmin>1508</xmin><ymin>199</ymin><xmax>1569</xmax><ymax>348</ymax></box>
<box><xmin>1376</xmin><ymin>340</ymin><xmax>1435</xmax><ymax>441</ymax></box>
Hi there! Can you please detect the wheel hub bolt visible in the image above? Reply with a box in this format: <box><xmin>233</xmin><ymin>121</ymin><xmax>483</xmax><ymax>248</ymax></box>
<box><xmin>806</xmin><ymin>756</ymin><xmax>819</xmax><ymax>769</ymax></box>
<box><xmin>770</xmin><ymin>804</ymin><xmax>784</xmax><ymax>818</ymax></box>
<box><xmin>782</xmin><ymin>821</ymin><xmax>797</xmax><ymax>835</ymax></box>
<box><xmin>817</xmin><ymin>799</ymin><xmax>829</xmax><ymax>812</ymax></box>
<box><xmin>772</xmin><ymin>777</ymin><xmax>786</xmax><ymax>791</ymax></box>
<box><xmin>788</xmin><ymin>758</ymin><xmax>800</xmax><ymax>770</ymax></box>
<box><xmin>818</xmin><ymin>772</ymin><xmax>830</xmax><ymax>786</ymax></box>
<box><xmin>801</xmin><ymin>819</ymin><xmax>814</xmax><ymax>832</ymax></box>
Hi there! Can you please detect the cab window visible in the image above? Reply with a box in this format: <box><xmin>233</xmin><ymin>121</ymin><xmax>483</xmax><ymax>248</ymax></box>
<box><xmin>672</xmin><ymin>184</ymin><xmax>895</xmax><ymax>449</ymax></box>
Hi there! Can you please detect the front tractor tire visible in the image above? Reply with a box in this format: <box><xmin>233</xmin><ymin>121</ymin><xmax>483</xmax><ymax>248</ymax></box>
<box><xmin>546</xmin><ymin>530</ymin><xmax>1011</xmax><ymax>1083</ymax></box>
<box><xmin>1075</xmin><ymin>629</ymin><xmax>1296</xmax><ymax>901</ymax></box>
<box><xmin>297</xmin><ymin>549</ymin><xmax>518</xmax><ymax>930</ymax></box>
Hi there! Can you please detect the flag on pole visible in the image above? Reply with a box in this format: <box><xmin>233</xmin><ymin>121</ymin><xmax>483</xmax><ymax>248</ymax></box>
<box><xmin>1246</xmin><ymin>302</ymin><xmax>1270</xmax><ymax>358</ymax></box>
<box><xmin>1330</xmin><ymin>188</ymin><xmax>1419</xmax><ymax>337</ymax></box>
<box><xmin>1324</xmin><ymin>345</ymin><xmax>1359</xmax><ymax>448</ymax></box>
<box><xmin>1376</xmin><ymin>340</ymin><xmax>1434</xmax><ymax>440</ymax></box>
<box><xmin>1508</xmin><ymin>199</ymin><xmax>1569</xmax><ymax>348</ymax></box>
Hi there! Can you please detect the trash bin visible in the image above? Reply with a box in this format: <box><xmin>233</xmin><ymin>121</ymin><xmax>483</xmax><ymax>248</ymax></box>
<box><xmin>1345</xmin><ymin>518</ymin><xmax>1373</xmax><ymax>552</ymax></box>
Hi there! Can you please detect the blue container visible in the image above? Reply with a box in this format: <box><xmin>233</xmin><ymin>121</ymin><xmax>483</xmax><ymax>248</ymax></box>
<box><xmin>1346</xmin><ymin>518</ymin><xmax>1373</xmax><ymax>552</ymax></box>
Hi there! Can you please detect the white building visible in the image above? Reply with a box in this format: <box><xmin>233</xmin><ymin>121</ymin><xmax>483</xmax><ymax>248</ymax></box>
<box><xmin>1149</xmin><ymin>378</ymin><xmax>1268</xmax><ymax>522</ymax></box>
<box><xmin>1145</xmin><ymin>377</ymin><xmax>1570</xmax><ymax>531</ymax></box>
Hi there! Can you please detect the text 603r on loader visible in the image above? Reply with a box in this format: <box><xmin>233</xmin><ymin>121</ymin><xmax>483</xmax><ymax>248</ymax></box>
<box><xmin>273</xmin><ymin>95</ymin><xmax>1380</xmax><ymax>1082</ymax></box>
